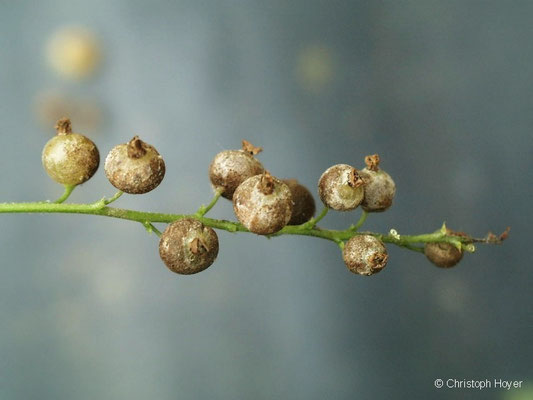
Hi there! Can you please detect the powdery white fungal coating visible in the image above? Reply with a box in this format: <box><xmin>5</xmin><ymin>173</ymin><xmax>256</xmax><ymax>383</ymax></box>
<box><xmin>318</xmin><ymin>164</ymin><xmax>364</xmax><ymax>211</ymax></box>
<box><xmin>233</xmin><ymin>173</ymin><xmax>293</xmax><ymax>235</ymax></box>
<box><xmin>104</xmin><ymin>136</ymin><xmax>165</xmax><ymax>194</ymax></box>
<box><xmin>424</xmin><ymin>242</ymin><xmax>463</xmax><ymax>268</ymax></box>
<box><xmin>42</xmin><ymin>118</ymin><xmax>99</xmax><ymax>185</ymax></box>
<box><xmin>343</xmin><ymin>235</ymin><xmax>388</xmax><ymax>275</ymax></box>
<box><xmin>282</xmin><ymin>179</ymin><xmax>316</xmax><ymax>225</ymax></box>
<box><xmin>359</xmin><ymin>169</ymin><xmax>396</xmax><ymax>212</ymax></box>
<box><xmin>209</xmin><ymin>149</ymin><xmax>264</xmax><ymax>199</ymax></box>
<box><xmin>159</xmin><ymin>219</ymin><xmax>219</xmax><ymax>275</ymax></box>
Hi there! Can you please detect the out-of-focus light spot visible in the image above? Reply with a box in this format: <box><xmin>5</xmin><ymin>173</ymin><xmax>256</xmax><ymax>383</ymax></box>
<box><xmin>433</xmin><ymin>275</ymin><xmax>469</xmax><ymax>314</ymax></box>
<box><xmin>46</xmin><ymin>26</ymin><xmax>101</xmax><ymax>80</ymax></box>
<box><xmin>34</xmin><ymin>90</ymin><xmax>103</xmax><ymax>132</ymax></box>
<box><xmin>295</xmin><ymin>44</ymin><xmax>335</xmax><ymax>93</ymax></box>
<box><xmin>502</xmin><ymin>383</ymin><xmax>533</xmax><ymax>400</ymax></box>
<box><xmin>92</xmin><ymin>262</ymin><xmax>137</xmax><ymax>306</ymax></box>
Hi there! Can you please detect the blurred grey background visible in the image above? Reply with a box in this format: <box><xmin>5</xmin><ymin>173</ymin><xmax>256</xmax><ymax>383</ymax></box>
<box><xmin>0</xmin><ymin>1</ymin><xmax>531</xmax><ymax>399</ymax></box>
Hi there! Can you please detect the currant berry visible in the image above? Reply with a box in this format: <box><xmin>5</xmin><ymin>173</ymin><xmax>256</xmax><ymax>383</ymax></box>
<box><xmin>343</xmin><ymin>235</ymin><xmax>388</xmax><ymax>275</ymax></box>
<box><xmin>318</xmin><ymin>164</ymin><xmax>364</xmax><ymax>211</ymax></box>
<box><xmin>42</xmin><ymin>118</ymin><xmax>100</xmax><ymax>185</ymax></box>
<box><xmin>424</xmin><ymin>242</ymin><xmax>463</xmax><ymax>268</ymax></box>
<box><xmin>233</xmin><ymin>172</ymin><xmax>292</xmax><ymax>235</ymax></box>
<box><xmin>159</xmin><ymin>218</ymin><xmax>219</xmax><ymax>275</ymax></box>
<box><xmin>209</xmin><ymin>140</ymin><xmax>265</xmax><ymax>199</ymax></box>
<box><xmin>359</xmin><ymin>154</ymin><xmax>396</xmax><ymax>212</ymax></box>
<box><xmin>104</xmin><ymin>136</ymin><xmax>165</xmax><ymax>194</ymax></box>
<box><xmin>282</xmin><ymin>179</ymin><xmax>316</xmax><ymax>225</ymax></box>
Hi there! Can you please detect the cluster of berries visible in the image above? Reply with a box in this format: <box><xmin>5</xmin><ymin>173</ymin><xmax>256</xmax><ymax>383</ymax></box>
<box><xmin>41</xmin><ymin>118</ymin><xmax>463</xmax><ymax>277</ymax></box>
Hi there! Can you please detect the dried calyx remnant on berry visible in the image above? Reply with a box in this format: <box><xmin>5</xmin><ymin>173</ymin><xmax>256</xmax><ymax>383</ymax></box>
<box><xmin>159</xmin><ymin>218</ymin><xmax>219</xmax><ymax>275</ymax></box>
<box><xmin>233</xmin><ymin>172</ymin><xmax>293</xmax><ymax>234</ymax></box>
<box><xmin>42</xmin><ymin>118</ymin><xmax>100</xmax><ymax>185</ymax></box>
<box><xmin>282</xmin><ymin>179</ymin><xmax>316</xmax><ymax>225</ymax></box>
<box><xmin>318</xmin><ymin>164</ymin><xmax>365</xmax><ymax>211</ymax></box>
<box><xmin>359</xmin><ymin>154</ymin><xmax>396</xmax><ymax>212</ymax></box>
<box><xmin>104</xmin><ymin>136</ymin><xmax>165</xmax><ymax>194</ymax></box>
<box><xmin>343</xmin><ymin>235</ymin><xmax>388</xmax><ymax>275</ymax></box>
<box><xmin>209</xmin><ymin>140</ymin><xmax>265</xmax><ymax>199</ymax></box>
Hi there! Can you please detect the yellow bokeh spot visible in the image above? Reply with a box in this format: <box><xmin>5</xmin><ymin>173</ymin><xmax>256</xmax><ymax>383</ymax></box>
<box><xmin>295</xmin><ymin>44</ymin><xmax>334</xmax><ymax>93</ymax></box>
<box><xmin>46</xmin><ymin>26</ymin><xmax>101</xmax><ymax>80</ymax></box>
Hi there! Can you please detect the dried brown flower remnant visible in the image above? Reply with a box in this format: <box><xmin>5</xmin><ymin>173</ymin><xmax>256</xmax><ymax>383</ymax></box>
<box><xmin>241</xmin><ymin>140</ymin><xmax>262</xmax><ymax>156</ymax></box>
<box><xmin>104</xmin><ymin>136</ymin><xmax>165</xmax><ymax>194</ymax></box>
<box><xmin>159</xmin><ymin>219</ymin><xmax>219</xmax><ymax>275</ymax></box>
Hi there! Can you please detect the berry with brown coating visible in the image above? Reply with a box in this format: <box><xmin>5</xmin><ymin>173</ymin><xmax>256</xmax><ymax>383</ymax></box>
<box><xmin>424</xmin><ymin>242</ymin><xmax>463</xmax><ymax>268</ymax></box>
<box><xmin>104</xmin><ymin>136</ymin><xmax>165</xmax><ymax>194</ymax></box>
<box><xmin>343</xmin><ymin>235</ymin><xmax>388</xmax><ymax>275</ymax></box>
<box><xmin>42</xmin><ymin>118</ymin><xmax>99</xmax><ymax>185</ymax></box>
<box><xmin>233</xmin><ymin>172</ymin><xmax>292</xmax><ymax>235</ymax></box>
<box><xmin>318</xmin><ymin>164</ymin><xmax>364</xmax><ymax>211</ymax></box>
<box><xmin>359</xmin><ymin>154</ymin><xmax>396</xmax><ymax>212</ymax></box>
<box><xmin>209</xmin><ymin>140</ymin><xmax>265</xmax><ymax>199</ymax></box>
<box><xmin>282</xmin><ymin>179</ymin><xmax>315</xmax><ymax>225</ymax></box>
<box><xmin>159</xmin><ymin>218</ymin><xmax>219</xmax><ymax>275</ymax></box>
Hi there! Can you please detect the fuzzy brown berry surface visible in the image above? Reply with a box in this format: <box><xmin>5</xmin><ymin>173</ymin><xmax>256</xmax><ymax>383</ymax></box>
<box><xmin>42</xmin><ymin>118</ymin><xmax>99</xmax><ymax>185</ymax></box>
<box><xmin>318</xmin><ymin>164</ymin><xmax>364</xmax><ymax>211</ymax></box>
<box><xmin>282</xmin><ymin>179</ymin><xmax>316</xmax><ymax>225</ymax></box>
<box><xmin>209</xmin><ymin>140</ymin><xmax>264</xmax><ymax>199</ymax></box>
<box><xmin>104</xmin><ymin>136</ymin><xmax>165</xmax><ymax>194</ymax></box>
<box><xmin>359</xmin><ymin>154</ymin><xmax>396</xmax><ymax>212</ymax></box>
<box><xmin>159</xmin><ymin>218</ymin><xmax>219</xmax><ymax>275</ymax></box>
<box><xmin>343</xmin><ymin>235</ymin><xmax>388</xmax><ymax>275</ymax></box>
<box><xmin>424</xmin><ymin>242</ymin><xmax>463</xmax><ymax>268</ymax></box>
<box><xmin>233</xmin><ymin>172</ymin><xmax>292</xmax><ymax>235</ymax></box>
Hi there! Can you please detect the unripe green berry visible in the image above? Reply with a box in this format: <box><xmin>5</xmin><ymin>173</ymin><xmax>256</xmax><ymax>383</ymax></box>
<box><xmin>359</xmin><ymin>154</ymin><xmax>396</xmax><ymax>212</ymax></box>
<box><xmin>159</xmin><ymin>218</ymin><xmax>219</xmax><ymax>275</ymax></box>
<box><xmin>209</xmin><ymin>140</ymin><xmax>265</xmax><ymax>199</ymax></box>
<box><xmin>282</xmin><ymin>179</ymin><xmax>316</xmax><ymax>225</ymax></box>
<box><xmin>424</xmin><ymin>242</ymin><xmax>463</xmax><ymax>268</ymax></box>
<box><xmin>42</xmin><ymin>118</ymin><xmax>99</xmax><ymax>185</ymax></box>
<box><xmin>318</xmin><ymin>164</ymin><xmax>364</xmax><ymax>211</ymax></box>
<box><xmin>343</xmin><ymin>235</ymin><xmax>388</xmax><ymax>275</ymax></box>
<box><xmin>233</xmin><ymin>172</ymin><xmax>292</xmax><ymax>235</ymax></box>
<box><xmin>104</xmin><ymin>136</ymin><xmax>165</xmax><ymax>194</ymax></box>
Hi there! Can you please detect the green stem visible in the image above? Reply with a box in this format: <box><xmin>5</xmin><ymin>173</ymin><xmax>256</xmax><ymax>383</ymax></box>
<box><xmin>351</xmin><ymin>210</ymin><xmax>368</xmax><ymax>231</ymax></box>
<box><xmin>0</xmin><ymin>200</ymin><xmax>494</xmax><ymax>253</ymax></box>
<box><xmin>54</xmin><ymin>184</ymin><xmax>76</xmax><ymax>204</ymax></box>
<box><xmin>301</xmin><ymin>207</ymin><xmax>328</xmax><ymax>229</ymax></box>
<box><xmin>196</xmin><ymin>190</ymin><xmax>222</xmax><ymax>217</ymax></box>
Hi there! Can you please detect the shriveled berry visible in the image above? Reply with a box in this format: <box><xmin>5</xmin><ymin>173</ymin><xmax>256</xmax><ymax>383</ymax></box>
<box><xmin>343</xmin><ymin>235</ymin><xmax>388</xmax><ymax>275</ymax></box>
<box><xmin>42</xmin><ymin>118</ymin><xmax>99</xmax><ymax>185</ymax></box>
<box><xmin>318</xmin><ymin>164</ymin><xmax>364</xmax><ymax>211</ymax></box>
<box><xmin>424</xmin><ymin>242</ymin><xmax>463</xmax><ymax>268</ymax></box>
<box><xmin>233</xmin><ymin>172</ymin><xmax>292</xmax><ymax>235</ymax></box>
<box><xmin>209</xmin><ymin>140</ymin><xmax>265</xmax><ymax>199</ymax></box>
<box><xmin>282</xmin><ymin>179</ymin><xmax>316</xmax><ymax>225</ymax></box>
<box><xmin>159</xmin><ymin>218</ymin><xmax>219</xmax><ymax>275</ymax></box>
<box><xmin>104</xmin><ymin>136</ymin><xmax>165</xmax><ymax>194</ymax></box>
<box><xmin>359</xmin><ymin>154</ymin><xmax>396</xmax><ymax>212</ymax></box>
